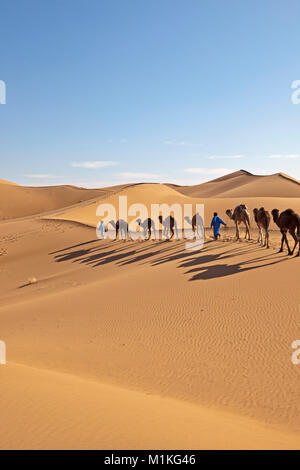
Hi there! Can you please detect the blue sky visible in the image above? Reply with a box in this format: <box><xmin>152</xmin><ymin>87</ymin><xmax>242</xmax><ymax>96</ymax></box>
<box><xmin>1</xmin><ymin>0</ymin><xmax>300</xmax><ymax>187</ymax></box>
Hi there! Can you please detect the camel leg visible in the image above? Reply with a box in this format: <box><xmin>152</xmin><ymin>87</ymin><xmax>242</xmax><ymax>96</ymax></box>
<box><xmin>128</xmin><ymin>228</ymin><xmax>133</xmax><ymax>241</ymax></box>
<box><xmin>289</xmin><ymin>229</ymin><xmax>298</xmax><ymax>255</ymax></box>
<box><xmin>244</xmin><ymin>222</ymin><xmax>249</xmax><ymax>240</ymax></box>
<box><xmin>247</xmin><ymin>223</ymin><xmax>251</xmax><ymax>240</ymax></box>
<box><xmin>278</xmin><ymin>231</ymin><xmax>285</xmax><ymax>252</ymax></box>
<box><xmin>257</xmin><ymin>226</ymin><xmax>262</xmax><ymax>244</ymax></box>
<box><xmin>265</xmin><ymin>229</ymin><xmax>270</xmax><ymax>248</ymax></box>
<box><xmin>283</xmin><ymin>232</ymin><xmax>292</xmax><ymax>255</ymax></box>
<box><xmin>260</xmin><ymin>227</ymin><xmax>264</xmax><ymax>245</ymax></box>
<box><xmin>235</xmin><ymin>222</ymin><xmax>240</xmax><ymax>240</ymax></box>
<box><xmin>244</xmin><ymin>223</ymin><xmax>247</xmax><ymax>239</ymax></box>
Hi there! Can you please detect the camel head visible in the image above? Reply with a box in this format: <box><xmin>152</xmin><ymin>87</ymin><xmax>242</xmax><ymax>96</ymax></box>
<box><xmin>108</xmin><ymin>220</ymin><xmax>116</xmax><ymax>228</ymax></box>
<box><xmin>253</xmin><ymin>208</ymin><xmax>258</xmax><ymax>216</ymax></box>
<box><xmin>226</xmin><ymin>209</ymin><xmax>233</xmax><ymax>220</ymax></box>
<box><xmin>184</xmin><ymin>216</ymin><xmax>192</xmax><ymax>225</ymax></box>
<box><xmin>271</xmin><ymin>209</ymin><xmax>280</xmax><ymax>223</ymax></box>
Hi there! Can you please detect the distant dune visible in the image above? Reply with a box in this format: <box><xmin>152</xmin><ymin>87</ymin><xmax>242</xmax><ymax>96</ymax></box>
<box><xmin>0</xmin><ymin>178</ymin><xmax>18</xmax><ymax>186</ymax></box>
<box><xmin>0</xmin><ymin>182</ymin><xmax>134</xmax><ymax>220</ymax></box>
<box><xmin>48</xmin><ymin>182</ymin><xmax>300</xmax><ymax>230</ymax></box>
<box><xmin>168</xmin><ymin>170</ymin><xmax>300</xmax><ymax>198</ymax></box>
<box><xmin>1</xmin><ymin>170</ymin><xmax>299</xmax><ymax>222</ymax></box>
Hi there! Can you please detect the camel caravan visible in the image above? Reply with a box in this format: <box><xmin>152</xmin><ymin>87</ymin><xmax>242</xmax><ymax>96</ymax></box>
<box><xmin>100</xmin><ymin>204</ymin><xmax>300</xmax><ymax>257</ymax></box>
<box><xmin>225</xmin><ymin>204</ymin><xmax>300</xmax><ymax>257</ymax></box>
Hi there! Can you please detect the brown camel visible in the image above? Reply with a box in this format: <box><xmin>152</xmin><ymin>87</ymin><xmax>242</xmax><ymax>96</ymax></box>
<box><xmin>271</xmin><ymin>209</ymin><xmax>300</xmax><ymax>256</ymax></box>
<box><xmin>158</xmin><ymin>215</ymin><xmax>178</xmax><ymax>240</ymax></box>
<box><xmin>108</xmin><ymin>219</ymin><xmax>132</xmax><ymax>240</ymax></box>
<box><xmin>184</xmin><ymin>213</ymin><xmax>204</xmax><ymax>239</ymax></box>
<box><xmin>136</xmin><ymin>218</ymin><xmax>156</xmax><ymax>240</ymax></box>
<box><xmin>253</xmin><ymin>207</ymin><xmax>271</xmax><ymax>248</ymax></box>
<box><xmin>226</xmin><ymin>204</ymin><xmax>251</xmax><ymax>240</ymax></box>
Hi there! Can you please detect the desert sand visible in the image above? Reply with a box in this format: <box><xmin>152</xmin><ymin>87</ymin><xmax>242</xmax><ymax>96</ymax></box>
<box><xmin>0</xmin><ymin>170</ymin><xmax>300</xmax><ymax>450</ymax></box>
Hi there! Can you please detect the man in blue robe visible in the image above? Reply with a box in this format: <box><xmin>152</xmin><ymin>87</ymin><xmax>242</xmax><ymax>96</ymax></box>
<box><xmin>211</xmin><ymin>212</ymin><xmax>226</xmax><ymax>240</ymax></box>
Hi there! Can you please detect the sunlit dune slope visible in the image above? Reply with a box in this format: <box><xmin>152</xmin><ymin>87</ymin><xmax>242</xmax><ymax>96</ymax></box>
<box><xmin>0</xmin><ymin>178</ymin><xmax>18</xmax><ymax>186</ymax></box>
<box><xmin>47</xmin><ymin>183</ymin><xmax>200</xmax><ymax>227</ymax></box>
<box><xmin>169</xmin><ymin>170</ymin><xmax>300</xmax><ymax>198</ymax></box>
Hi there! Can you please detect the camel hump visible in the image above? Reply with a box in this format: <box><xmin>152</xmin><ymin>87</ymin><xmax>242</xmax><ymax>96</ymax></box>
<box><xmin>284</xmin><ymin>209</ymin><xmax>295</xmax><ymax>216</ymax></box>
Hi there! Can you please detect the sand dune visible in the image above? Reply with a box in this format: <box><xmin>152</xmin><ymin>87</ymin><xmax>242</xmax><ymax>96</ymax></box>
<box><xmin>48</xmin><ymin>183</ymin><xmax>198</xmax><ymax>228</ymax></box>
<box><xmin>47</xmin><ymin>182</ymin><xmax>300</xmax><ymax>232</ymax></box>
<box><xmin>0</xmin><ymin>182</ymin><xmax>137</xmax><ymax>220</ymax></box>
<box><xmin>169</xmin><ymin>170</ymin><xmax>300</xmax><ymax>198</ymax></box>
<box><xmin>0</xmin><ymin>216</ymin><xmax>300</xmax><ymax>449</ymax></box>
<box><xmin>0</xmin><ymin>178</ymin><xmax>18</xmax><ymax>185</ymax></box>
<box><xmin>1</xmin><ymin>362</ymin><xmax>299</xmax><ymax>450</ymax></box>
<box><xmin>1</xmin><ymin>170</ymin><xmax>300</xmax><ymax>449</ymax></box>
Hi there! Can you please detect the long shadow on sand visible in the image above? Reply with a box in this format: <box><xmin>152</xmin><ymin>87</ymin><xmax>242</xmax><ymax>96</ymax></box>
<box><xmin>50</xmin><ymin>238</ymin><xmax>291</xmax><ymax>281</ymax></box>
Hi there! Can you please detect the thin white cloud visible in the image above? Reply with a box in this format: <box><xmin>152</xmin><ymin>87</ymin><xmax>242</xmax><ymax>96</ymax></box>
<box><xmin>24</xmin><ymin>174</ymin><xmax>58</xmax><ymax>179</ymax></box>
<box><xmin>206</xmin><ymin>155</ymin><xmax>243</xmax><ymax>160</ymax></box>
<box><xmin>71</xmin><ymin>161</ymin><xmax>118</xmax><ymax>169</ymax></box>
<box><xmin>184</xmin><ymin>168</ymin><xmax>235</xmax><ymax>175</ymax></box>
<box><xmin>268</xmin><ymin>154</ymin><xmax>300</xmax><ymax>159</ymax></box>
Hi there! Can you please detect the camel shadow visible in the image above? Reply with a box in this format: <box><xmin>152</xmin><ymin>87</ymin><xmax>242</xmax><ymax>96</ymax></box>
<box><xmin>50</xmin><ymin>238</ymin><xmax>290</xmax><ymax>282</ymax></box>
<box><xmin>183</xmin><ymin>252</ymin><xmax>289</xmax><ymax>281</ymax></box>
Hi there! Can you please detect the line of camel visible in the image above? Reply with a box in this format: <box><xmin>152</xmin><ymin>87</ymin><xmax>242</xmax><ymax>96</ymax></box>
<box><xmin>104</xmin><ymin>205</ymin><xmax>300</xmax><ymax>257</ymax></box>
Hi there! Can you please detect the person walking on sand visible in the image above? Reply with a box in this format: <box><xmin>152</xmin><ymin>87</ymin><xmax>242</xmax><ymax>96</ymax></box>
<box><xmin>211</xmin><ymin>212</ymin><xmax>226</xmax><ymax>240</ymax></box>
<box><xmin>97</xmin><ymin>220</ymin><xmax>106</xmax><ymax>240</ymax></box>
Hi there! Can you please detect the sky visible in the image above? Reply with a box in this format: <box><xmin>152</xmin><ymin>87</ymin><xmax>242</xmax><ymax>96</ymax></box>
<box><xmin>1</xmin><ymin>0</ymin><xmax>300</xmax><ymax>187</ymax></box>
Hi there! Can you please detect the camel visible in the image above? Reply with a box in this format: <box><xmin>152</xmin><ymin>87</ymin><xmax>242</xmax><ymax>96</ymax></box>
<box><xmin>184</xmin><ymin>213</ymin><xmax>204</xmax><ymax>239</ymax></box>
<box><xmin>226</xmin><ymin>204</ymin><xmax>251</xmax><ymax>240</ymax></box>
<box><xmin>271</xmin><ymin>209</ymin><xmax>300</xmax><ymax>256</ymax></box>
<box><xmin>158</xmin><ymin>215</ymin><xmax>178</xmax><ymax>240</ymax></box>
<box><xmin>253</xmin><ymin>207</ymin><xmax>271</xmax><ymax>248</ymax></box>
<box><xmin>108</xmin><ymin>219</ymin><xmax>132</xmax><ymax>240</ymax></box>
<box><xmin>136</xmin><ymin>218</ymin><xmax>156</xmax><ymax>240</ymax></box>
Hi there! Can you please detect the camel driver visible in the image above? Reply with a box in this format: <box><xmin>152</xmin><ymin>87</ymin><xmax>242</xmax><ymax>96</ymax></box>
<box><xmin>211</xmin><ymin>212</ymin><xmax>226</xmax><ymax>240</ymax></box>
<box><xmin>97</xmin><ymin>220</ymin><xmax>106</xmax><ymax>240</ymax></box>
